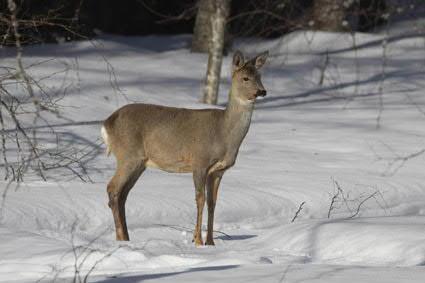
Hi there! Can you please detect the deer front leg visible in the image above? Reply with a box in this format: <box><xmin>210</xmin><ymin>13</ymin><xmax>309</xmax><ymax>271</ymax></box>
<box><xmin>192</xmin><ymin>169</ymin><xmax>207</xmax><ymax>246</ymax></box>
<box><xmin>206</xmin><ymin>172</ymin><xmax>223</xmax><ymax>246</ymax></box>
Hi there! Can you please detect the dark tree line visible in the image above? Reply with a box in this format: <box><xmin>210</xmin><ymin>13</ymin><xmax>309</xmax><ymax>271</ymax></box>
<box><xmin>0</xmin><ymin>0</ymin><xmax>90</xmax><ymax>45</ymax></box>
<box><xmin>1</xmin><ymin>0</ymin><xmax>391</xmax><ymax>46</ymax></box>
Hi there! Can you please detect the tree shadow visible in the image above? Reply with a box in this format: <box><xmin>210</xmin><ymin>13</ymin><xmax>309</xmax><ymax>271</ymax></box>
<box><xmin>216</xmin><ymin>234</ymin><xmax>257</xmax><ymax>241</ymax></box>
<box><xmin>290</xmin><ymin>265</ymin><xmax>361</xmax><ymax>283</ymax></box>
<box><xmin>254</xmin><ymin>68</ymin><xmax>424</xmax><ymax>109</ymax></box>
<box><xmin>0</xmin><ymin>34</ymin><xmax>192</xmax><ymax>58</ymax></box>
<box><xmin>321</xmin><ymin>32</ymin><xmax>425</xmax><ymax>56</ymax></box>
<box><xmin>93</xmin><ymin>264</ymin><xmax>239</xmax><ymax>283</ymax></box>
<box><xmin>0</xmin><ymin>120</ymin><xmax>104</xmax><ymax>134</ymax></box>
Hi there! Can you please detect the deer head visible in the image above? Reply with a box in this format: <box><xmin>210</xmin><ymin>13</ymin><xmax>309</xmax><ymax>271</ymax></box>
<box><xmin>231</xmin><ymin>50</ymin><xmax>269</xmax><ymax>103</ymax></box>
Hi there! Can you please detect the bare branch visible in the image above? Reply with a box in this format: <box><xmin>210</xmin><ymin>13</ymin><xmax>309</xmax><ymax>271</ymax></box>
<box><xmin>349</xmin><ymin>191</ymin><xmax>379</xmax><ymax>218</ymax></box>
<box><xmin>291</xmin><ymin>201</ymin><xmax>306</xmax><ymax>223</ymax></box>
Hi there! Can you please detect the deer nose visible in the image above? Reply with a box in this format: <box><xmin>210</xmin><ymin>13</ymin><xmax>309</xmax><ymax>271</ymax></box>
<box><xmin>257</xmin><ymin>90</ymin><xmax>267</xmax><ymax>97</ymax></box>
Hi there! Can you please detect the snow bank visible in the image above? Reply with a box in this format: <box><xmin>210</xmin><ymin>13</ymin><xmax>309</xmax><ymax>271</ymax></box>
<box><xmin>1</xmin><ymin>25</ymin><xmax>425</xmax><ymax>282</ymax></box>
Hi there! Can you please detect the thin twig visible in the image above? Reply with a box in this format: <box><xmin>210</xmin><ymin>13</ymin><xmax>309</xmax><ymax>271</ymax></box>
<box><xmin>291</xmin><ymin>201</ymin><xmax>306</xmax><ymax>223</ymax></box>
<box><xmin>349</xmin><ymin>191</ymin><xmax>378</xmax><ymax>218</ymax></box>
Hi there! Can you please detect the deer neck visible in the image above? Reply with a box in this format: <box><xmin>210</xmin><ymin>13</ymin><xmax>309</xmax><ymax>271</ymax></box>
<box><xmin>223</xmin><ymin>88</ymin><xmax>255</xmax><ymax>152</ymax></box>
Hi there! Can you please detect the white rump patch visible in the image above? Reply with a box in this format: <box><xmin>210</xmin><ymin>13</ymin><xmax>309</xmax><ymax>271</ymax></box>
<box><xmin>101</xmin><ymin>125</ymin><xmax>111</xmax><ymax>156</ymax></box>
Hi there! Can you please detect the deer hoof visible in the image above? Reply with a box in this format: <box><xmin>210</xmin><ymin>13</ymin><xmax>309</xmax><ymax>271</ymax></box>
<box><xmin>116</xmin><ymin>236</ymin><xmax>129</xmax><ymax>241</ymax></box>
<box><xmin>116</xmin><ymin>229</ymin><xmax>130</xmax><ymax>241</ymax></box>
<box><xmin>193</xmin><ymin>237</ymin><xmax>204</xmax><ymax>247</ymax></box>
<box><xmin>205</xmin><ymin>239</ymin><xmax>215</xmax><ymax>246</ymax></box>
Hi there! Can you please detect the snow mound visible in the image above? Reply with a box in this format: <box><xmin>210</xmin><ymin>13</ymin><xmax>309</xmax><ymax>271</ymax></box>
<box><xmin>266</xmin><ymin>218</ymin><xmax>425</xmax><ymax>266</ymax></box>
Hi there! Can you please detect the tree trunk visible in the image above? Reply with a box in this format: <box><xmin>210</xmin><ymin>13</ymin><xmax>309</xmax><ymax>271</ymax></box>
<box><xmin>191</xmin><ymin>0</ymin><xmax>214</xmax><ymax>53</ymax></box>
<box><xmin>312</xmin><ymin>0</ymin><xmax>352</xmax><ymax>31</ymax></box>
<box><xmin>202</xmin><ymin>0</ymin><xmax>230</xmax><ymax>105</ymax></box>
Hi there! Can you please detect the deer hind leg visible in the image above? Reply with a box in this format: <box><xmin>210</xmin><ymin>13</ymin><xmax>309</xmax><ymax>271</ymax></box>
<box><xmin>192</xmin><ymin>169</ymin><xmax>207</xmax><ymax>246</ymax></box>
<box><xmin>107</xmin><ymin>160</ymin><xmax>145</xmax><ymax>241</ymax></box>
<box><xmin>206</xmin><ymin>172</ymin><xmax>223</xmax><ymax>246</ymax></box>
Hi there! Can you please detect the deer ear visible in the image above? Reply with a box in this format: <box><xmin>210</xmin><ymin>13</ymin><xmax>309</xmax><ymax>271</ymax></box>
<box><xmin>254</xmin><ymin>51</ymin><xmax>269</xmax><ymax>69</ymax></box>
<box><xmin>232</xmin><ymin>50</ymin><xmax>244</xmax><ymax>72</ymax></box>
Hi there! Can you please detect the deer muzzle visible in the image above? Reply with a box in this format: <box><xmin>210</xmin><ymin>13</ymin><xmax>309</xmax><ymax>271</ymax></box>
<box><xmin>256</xmin><ymin>89</ymin><xmax>267</xmax><ymax>97</ymax></box>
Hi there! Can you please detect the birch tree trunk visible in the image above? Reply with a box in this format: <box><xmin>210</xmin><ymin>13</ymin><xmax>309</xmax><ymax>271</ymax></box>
<box><xmin>202</xmin><ymin>0</ymin><xmax>230</xmax><ymax>105</ymax></box>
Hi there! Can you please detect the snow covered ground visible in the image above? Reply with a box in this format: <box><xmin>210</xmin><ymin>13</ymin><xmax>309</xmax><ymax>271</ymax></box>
<box><xmin>1</xmin><ymin>25</ymin><xmax>425</xmax><ymax>282</ymax></box>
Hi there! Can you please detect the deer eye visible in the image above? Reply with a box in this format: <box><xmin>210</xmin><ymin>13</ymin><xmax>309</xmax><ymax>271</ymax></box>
<box><xmin>243</xmin><ymin>77</ymin><xmax>249</xmax><ymax>81</ymax></box>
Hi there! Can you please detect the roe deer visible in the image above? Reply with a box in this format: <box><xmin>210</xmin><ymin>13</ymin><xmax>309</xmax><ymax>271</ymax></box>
<box><xmin>101</xmin><ymin>50</ymin><xmax>268</xmax><ymax>246</ymax></box>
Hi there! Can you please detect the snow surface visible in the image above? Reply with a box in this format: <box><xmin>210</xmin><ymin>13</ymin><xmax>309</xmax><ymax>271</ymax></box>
<box><xmin>1</xmin><ymin>27</ymin><xmax>425</xmax><ymax>282</ymax></box>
